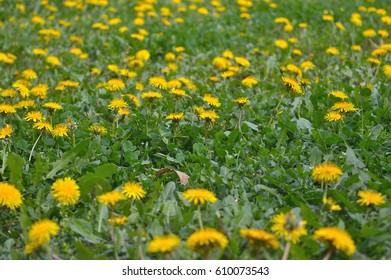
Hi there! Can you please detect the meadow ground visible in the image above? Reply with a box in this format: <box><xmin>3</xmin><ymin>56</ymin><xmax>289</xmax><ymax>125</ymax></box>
<box><xmin>0</xmin><ymin>0</ymin><xmax>390</xmax><ymax>260</ymax></box>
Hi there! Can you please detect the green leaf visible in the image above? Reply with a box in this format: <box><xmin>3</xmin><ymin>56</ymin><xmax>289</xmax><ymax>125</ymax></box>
<box><xmin>309</xmin><ymin>146</ymin><xmax>323</xmax><ymax>166</ymax></box>
<box><xmin>68</xmin><ymin>218</ymin><xmax>103</xmax><ymax>244</ymax></box>
<box><xmin>346</xmin><ymin>146</ymin><xmax>365</xmax><ymax>170</ymax></box>
<box><xmin>243</xmin><ymin>121</ymin><xmax>259</xmax><ymax>131</ymax></box>
<box><xmin>31</xmin><ymin>154</ymin><xmax>49</xmax><ymax>187</ymax></box>
<box><xmin>46</xmin><ymin>139</ymin><xmax>90</xmax><ymax>179</ymax></box>
<box><xmin>6</xmin><ymin>152</ymin><xmax>24</xmax><ymax>189</ymax></box>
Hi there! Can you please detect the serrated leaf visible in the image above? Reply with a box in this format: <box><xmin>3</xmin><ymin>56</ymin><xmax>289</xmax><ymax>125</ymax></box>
<box><xmin>68</xmin><ymin>218</ymin><xmax>103</xmax><ymax>244</ymax></box>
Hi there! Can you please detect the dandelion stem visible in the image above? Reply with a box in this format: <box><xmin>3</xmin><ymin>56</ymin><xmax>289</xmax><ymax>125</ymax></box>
<box><xmin>322</xmin><ymin>247</ymin><xmax>334</xmax><ymax>260</ymax></box>
<box><xmin>72</xmin><ymin>130</ymin><xmax>76</xmax><ymax>148</ymax></box>
<box><xmin>29</xmin><ymin>131</ymin><xmax>43</xmax><ymax>161</ymax></box>
<box><xmin>268</xmin><ymin>94</ymin><xmax>283</xmax><ymax>126</ymax></box>
<box><xmin>197</xmin><ymin>205</ymin><xmax>204</xmax><ymax>229</ymax></box>
<box><xmin>282</xmin><ymin>240</ymin><xmax>291</xmax><ymax>260</ymax></box>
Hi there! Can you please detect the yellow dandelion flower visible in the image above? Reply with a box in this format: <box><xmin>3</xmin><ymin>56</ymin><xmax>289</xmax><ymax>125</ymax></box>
<box><xmin>1</xmin><ymin>89</ymin><xmax>17</xmax><ymax>98</ymax></box>
<box><xmin>149</xmin><ymin>76</ymin><xmax>168</xmax><ymax>90</ymax></box>
<box><xmin>33</xmin><ymin>121</ymin><xmax>53</xmax><ymax>132</ymax></box>
<box><xmin>32</xmin><ymin>48</ymin><xmax>47</xmax><ymax>56</ymax></box>
<box><xmin>97</xmin><ymin>191</ymin><xmax>125</xmax><ymax>206</ymax></box>
<box><xmin>51</xmin><ymin>177</ymin><xmax>80</xmax><ymax>205</ymax></box>
<box><xmin>235</xmin><ymin>97</ymin><xmax>250</xmax><ymax>107</ymax></box>
<box><xmin>329</xmin><ymin>91</ymin><xmax>348</xmax><ymax>99</ymax></box>
<box><xmin>43</xmin><ymin>102</ymin><xmax>63</xmax><ymax>111</ymax></box>
<box><xmin>240</xmin><ymin>229</ymin><xmax>280</xmax><ymax>249</ymax></box>
<box><xmin>108</xmin><ymin>216</ymin><xmax>128</xmax><ymax>225</ymax></box>
<box><xmin>105</xmin><ymin>78</ymin><xmax>125</xmax><ymax>92</ymax></box>
<box><xmin>351</xmin><ymin>45</ymin><xmax>362</xmax><ymax>52</ymax></box>
<box><xmin>335</xmin><ymin>22</ymin><xmax>345</xmax><ymax>31</ymax></box>
<box><xmin>242</xmin><ymin>76</ymin><xmax>258</xmax><ymax>88</ymax></box>
<box><xmin>222</xmin><ymin>50</ymin><xmax>234</xmax><ymax>58</ymax></box>
<box><xmin>0</xmin><ymin>104</ymin><xmax>16</xmax><ymax>114</ymax></box>
<box><xmin>167</xmin><ymin>79</ymin><xmax>182</xmax><ymax>89</ymax></box>
<box><xmin>275</xmin><ymin>39</ymin><xmax>288</xmax><ymax>49</ymax></box>
<box><xmin>367</xmin><ymin>57</ymin><xmax>381</xmax><ymax>65</ymax></box>
<box><xmin>0</xmin><ymin>124</ymin><xmax>13</xmax><ymax>139</ymax></box>
<box><xmin>12</xmin><ymin>82</ymin><xmax>30</xmax><ymax>98</ymax></box>
<box><xmin>312</xmin><ymin>162</ymin><xmax>343</xmax><ymax>184</ymax></box>
<box><xmin>122</xmin><ymin>181</ymin><xmax>146</xmax><ymax>200</ymax></box>
<box><xmin>141</xmin><ymin>91</ymin><xmax>162</xmax><ymax>100</ymax></box>
<box><xmin>15</xmin><ymin>99</ymin><xmax>36</xmax><ymax>109</ymax></box>
<box><xmin>166</xmin><ymin>112</ymin><xmax>185</xmax><ymax>121</ymax></box>
<box><xmin>199</xmin><ymin>110</ymin><xmax>219</xmax><ymax>123</ymax></box>
<box><xmin>169</xmin><ymin>89</ymin><xmax>188</xmax><ymax>97</ymax></box>
<box><xmin>271</xmin><ymin>211</ymin><xmax>307</xmax><ymax>244</ymax></box>
<box><xmin>147</xmin><ymin>234</ymin><xmax>181</xmax><ymax>254</ymax></box>
<box><xmin>135</xmin><ymin>49</ymin><xmax>150</xmax><ymax>61</ymax></box>
<box><xmin>25</xmin><ymin>111</ymin><xmax>45</xmax><ymax>122</ymax></box>
<box><xmin>108</xmin><ymin>98</ymin><xmax>128</xmax><ymax>111</ymax></box>
<box><xmin>323</xmin><ymin>197</ymin><xmax>342</xmax><ymax>211</ymax></box>
<box><xmin>300</xmin><ymin>60</ymin><xmax>315</xmax><ymax>71</ymax></box>
<box><xmin>46</xmin><ymin>56</ymin><xmax>61</xmax><ymax>66</ymax></box>
<box><xmin>30</xmin><ymin>84</ymin><xmax>49</xmax><ymax>99</ymax></box>
<box><xmin>26</xmin><ymin>219</ymin><xmax>60</xmax><ymax>249</ymax></box>
<box><xmin>118</xmin><ymin>108</ymin><xmax>130</xmax><ymax>116</ymax></box>
<box><xmin>331</xmin><ymin>101</ymin><xmax>358</xmax><ymax>113</ymax></box>
<box><xmin>322</xmin><ymin>14</ymin><xmax>334</xmax><ymax>21</ymax></box>
<box><xmin>363</xmin><ymin>29</ymin><xmax>376</xmax><ymax>37</ymax></box>
<box><xmin>325</xmin><ymin>111</ymin><xmax>343</xmax><ymax>122</ymax></box>
<box><xmin>89</xmin><ymin>124</ymin><xmax>107</xmax><ymax>135</ymax></box>
<box><xmin>51</xmin><ymin>124</ymin><xmax>68</xmax><ymax>137</ymax></box>
<box><xmin>212</xmin><ymin>57</ymin><xmax>231</xmax><ymax>70</ymax></box>
<box><xmin>285</xmin><ymin>63</ymin><xmax>303</xmax><ymax>78</ymax></box>
<box><xmin>357</xmin><ymin>190</ymin><xmax>386</xmax><ymax>206</ymax></box>
<box><xmin>221</xmin><ymin>70</ymin><xmax>235</xmax><ymax>79</ymax></box>
<box><xmin>22</xmin><ymin>69</ymin><xmax>38</xmax><ymax>80</ymax></box>
<box><xmin>0</xmin><ymin>182</ymin><xmax>22</xmax><ymax>210</ymax></box>
<box><xmin>124</xmin><ymin>94</ymin><xmax>140</xmax><ymax>107</ymax></box>
<box><xmin>182</xmin><ymin>188</ymin><xmax>217</xmax><ymax>205</ymax></box>
<box><xmin>378</xmin><ymin>29</ymin><xmax>389</xmax><ymax>38</ymax></box>
<box><xmin>383</xmin><ymin>65</ymin><xmax>391</xmax><ymax>77</ymax></box>
<box><xmin>234</xmin><ymin>57</ymin><xmax>250</xmax><ymax>67</ymax></box>
<box><xmin>326</xmin><ymin>47</ymin><xmax>339</xmax><ymax>55</ymax></box>
<box><xmin>203</xmin><ymin>94</ymin><xmax>221</xmax><ymax>107</ymax></box>
<box><xmin>281</xmin><ymin>76</ymin><xmax>303</xmax><ymax>94</ymax></box>
<box><xmin>314</xmin><ymin>227</ymin><xmax>356</xmax><ymax>256</ymax></box>
<box><xmin>186</xmin><ymin>228</ymin><xmax>228</xmax><ymax>251</ymax></box>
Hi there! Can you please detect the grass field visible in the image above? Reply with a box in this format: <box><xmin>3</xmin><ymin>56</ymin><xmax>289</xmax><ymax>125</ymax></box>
<box><xmin>0</xmin><ymin>0</ymin><xmax>390</xmax><ymax>260</ymax></box>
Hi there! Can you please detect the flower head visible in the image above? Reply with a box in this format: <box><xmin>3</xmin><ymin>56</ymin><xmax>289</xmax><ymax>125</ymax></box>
<box><xmin>108</xmin><ymin>216</ymin><xmax>128</xmax><ymax>225</ymax></box>
<box><xmin>182</xmin><ymin>188</ymin><xmax>217</xmax><ymax>205</ymax></box>
<box><xmin>357</xmin><ymin>190</ymin><xmax>386</xmax><ymax>206</ymax></box>
<box><xmin>98</xmin><ymin>191</ymin><xmax>125</xmax><ymax>206</ymax></box>
<box><xmin>383</xmin><ymin>65</ymin><xmax>391</xmax><ymax>77</ymax></box>
<box><xmin>169</xmin><ymin>89</ymin><xmax>188</xmax><ymax>97</ymax></box>
<box><xmin>281</xmin><ymin>76</ymin><xmax>303</xmax><ymax>94</ymax></box>
<box><xmin>329</xmin><ymin>91</ymin><xmax>348</xmax><ymax>99</ymax></box>
<box><xmin>186</xmin><ymin>228</ymin><xmax>228</xmax><ymax>251</ymax></box>
<box><xmin>313</xmin><ymin>227</ymin><xmax>356</xmax><ymax>256</ymax></box>
<box><xmin>240</xmin><ymin>229</ymin><xmax>280</xmax><ymax>249</ymax></box>
<box><xmin>51</xmin><ymin>177</ymin><xmax>80</xmax><ymax>205</ymax></box>
<box><xmin>89</xmin><ymin>124</ymin><xmax>107</xmax><ymax>135</ymax></box>
<box><xmin>331</xmin><ymin>101</ymin><xmax>358</xmax><ymax>113</ymax></box>
<box><xmin>242</xmin><ymin>76</ymin><xmax>258</xmax><ymax>88</ymax></box>
<box><xmin>25</xmin><ymin>219</ymin><xmax>60</xmax><ymax>253</ymax></box>
<box><xmin>203</xmin><ymin>94</ymin><xmax>221</xmax><ymax>107</ymax></box>
<box><xmin>0</xmin><ymin>104</ymin><xmax>16</xmax><ymax>114</ymax></box>
<box><xmin>122</xmin><ymin>181</ymin><xmax>146</xmax><ymax>200</ymax></box>
<box><xmin>199</xmin><ymin>110</ymin><xmax>219</xmax><ymax>123</ymax></box>
<box><xmin>108</xmin><ymin>98</ymin><xmax>128</xmax><ymax>111</ymax></box>
<box><xmin>323</xmin><ymin>197</ymin><xmax>342</xmax><ymax>211</ymax></box>
<box><xmin>166</xmin><ymin>112</ymin><xmax>185</xmax><ymax>121</ymax></box>
<box><xmin>312</xmin><ymin>162</ymin><xmax>343</xmax><ymax>184</ymax></box>
<box><xmin>43</xmin><ymin>102</ymin><xmax>63</xmax><ymax>111</ymax></box>
<box><xmin>149</xmin><ymin>76</ymin><xmax>168</xmax><ymax>90</ymax></box>
<box><xmin>0</xmin><ymin>182</ymin><xmax>23</xmax><ymax>210</ymax></box>
<box><xmin>0</xmin><ymin>124</ymin><xmax>13</xmax><ymax>139</ymax></box>
<box><xmin>235</xmin><ymin>97</ymin><xmax>250</xmax><ymax>107</ymax></box>
<box><xmin>141</xmin><ymin>91</ymin><xmax>163</xmax><ymax>100</ymax></box>
<box><xmin>33</xmin><ymin>121</ymin><xmax>53</xmax><ymax>132</ymax></box>
<box><xmin>271</xmin><ymin>211</ymin><xmax>307</xmax><ymax>244</ymax></box>
<box><xmin>324</xmin><ymin>111</ymin><xmax>343</xmax><ymax>122</ymax></box>
<box><xmin>147</xmin><ymin>234</ymin><xmax>181</xmax><ymax>254</ymax></box>
<box><xmin>51</xmin><ymin>124</ymin><xmax>68</xmax><ymax>137</ymax></box>
<box><xmin>104</xmin><ymin>78</ymin><xmax>125</xmax><ymax>92</ymax></box>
